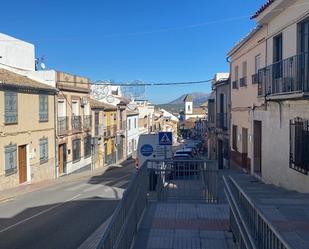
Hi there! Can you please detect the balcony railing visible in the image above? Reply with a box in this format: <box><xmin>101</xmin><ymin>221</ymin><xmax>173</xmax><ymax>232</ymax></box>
<box><xmin>95</xmin><ymin>124</ymin><xmax>104</xmax><ymax>137</ymax></box>
<box><xmin>258</xmin><ymin>52</ymin><xmax>309</xmax><ymax>97</ymax></box>
<box><xmin>232</xmin><ymin>80</ymin><xmax>238</xmax><ymax>89</ymax></box>
<box><xmin>57</xmin><ymin>116</ymin><xmax>69</xmax><ymax>134</ymax></box>
<box><xmin>71</xmin><ymin>115</ymin><xmax>82</xmax><ymax>131</ymax></box>
<box><xmin>252</xmin><ymin>73</ymin><xmax>258</xmax><ymax>84</ymax></box>
<box><xmin>104</xmin><ymin>125</ymin><xmax>117</xmax><ymax>138</ymax></box>
<box><xmin>239</xmin><ymin>76</ymin><xmax>247</xmax><ymax>87</ymax></box>
<box><xmin>216</xmin><ymin>113</ymin><xmax>228</xmax><ymax>130</ymax></box>
<box><xmin>83</xmin><ymin>115</ymin><xmax>92</xmax><ymax>130</ymax></box>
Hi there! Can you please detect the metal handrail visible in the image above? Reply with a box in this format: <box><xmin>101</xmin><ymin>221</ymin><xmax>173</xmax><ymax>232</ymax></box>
<box><xmin>224</xmin><ymin>175</ymin><xmax>292</xmax><ymax>249</ymax></box>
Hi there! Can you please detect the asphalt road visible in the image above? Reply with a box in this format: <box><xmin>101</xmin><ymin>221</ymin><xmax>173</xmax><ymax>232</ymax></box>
<box><xmin>0</xmin><ymin>159</ymin><xmax>136</xmax><ymax>249</ymax></box>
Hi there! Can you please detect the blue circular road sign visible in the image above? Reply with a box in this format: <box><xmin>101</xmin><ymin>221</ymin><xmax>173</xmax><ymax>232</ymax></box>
<box><xmin>140</xmin><ymin>144</ymin><xmax>153</xmax><ymax>157</ymax></box>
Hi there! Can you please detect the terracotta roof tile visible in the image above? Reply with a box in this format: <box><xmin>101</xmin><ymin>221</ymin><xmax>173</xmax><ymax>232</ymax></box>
<box><xmin>0</xmin><ymin>68</ymin><xmax>56</xmax><ymax>92</ymax></box>
<box><xmin>251</xmin><ymin>0</ymin><xmax>276</xmax><ymax>19</ymax></box>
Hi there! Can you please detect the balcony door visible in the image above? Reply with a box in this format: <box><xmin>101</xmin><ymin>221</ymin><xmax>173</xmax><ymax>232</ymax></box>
<box><xmin>299</xmin><ymin>19</ymin><xmax>309</xmax><ymax>91</ymax></box>
<box><xmin>273</xmin><ymin>34</ymin><xmax>283</xmax><ymax>93</ymax></box>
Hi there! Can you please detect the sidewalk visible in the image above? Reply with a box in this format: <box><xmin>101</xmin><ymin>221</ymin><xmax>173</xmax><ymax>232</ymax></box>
<box><xmin>132</xmin><ymin>169</ymin><xmax>236</xmax><ymax>249</ymax></box>
<box><xmin>133</xmin><ymin>202</ymin><xmax>235</xmax><ymax>249</ymax></box>
<box><xmin>0</xmin><ymin>159</ymin><xmax>128</xmax><ymax>203</ymax></box>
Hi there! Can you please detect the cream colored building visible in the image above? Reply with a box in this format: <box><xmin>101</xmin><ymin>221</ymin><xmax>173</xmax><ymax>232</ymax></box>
<box><xmin>55</xmin><ymin>72</ymin><xmax>92</xmax><ymax>175</ymax></box>
<box><xmin>90</xmin><ymin>98</ymin><xmax>105</xmax><ymax>169</ymax></box>
<box><xmin>0</xmin><ymin>68</ymin><xmax>57</xmax><ymax>190</ymax></box>
<box><xmin>251</xmin><ymin>0</ymin><xmax>309</xmax><ymax>192</ymax></box>
<box><xmin>228</xmin><ymin>25</ymin><xmax>267</xmax><ymax>173</ymax></box>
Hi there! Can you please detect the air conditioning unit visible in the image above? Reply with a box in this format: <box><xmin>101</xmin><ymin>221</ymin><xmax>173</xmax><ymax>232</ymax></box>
<box><xmin>81</xmin><ymin>97</ymin><xmax>88</xmax><ymax>107</ymax></box>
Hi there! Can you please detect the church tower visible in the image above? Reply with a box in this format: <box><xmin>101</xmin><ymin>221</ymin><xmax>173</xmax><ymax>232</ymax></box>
<box><xmin>183</xmin><ymin>95</ymin><xmax>193</xmax><ymax>119</ymax></box>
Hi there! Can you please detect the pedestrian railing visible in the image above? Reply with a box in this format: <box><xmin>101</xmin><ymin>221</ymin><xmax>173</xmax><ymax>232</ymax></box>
<box><xmin>96</xmin><ymin>159</ymin><xmax>218</xmax><ymax>249</ymax></box>
<box><xmin>147</xmin><ymin>159</ymin><xmax>218</xmax><ymax>202</ymax></box>
<box><xmin>223</xmin><ymin>175</ymin><xmax>292</xmax><ymax>249</ymax></box>
<box><xmin>97</xmin><ymin>161</ymin><xmax>148</xmax><ymax>249</ymax></box>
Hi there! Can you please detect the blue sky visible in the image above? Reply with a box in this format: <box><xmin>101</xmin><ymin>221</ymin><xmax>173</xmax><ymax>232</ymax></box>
<box><xmin>1</xmin><ymin>0</ymin><xmax>265</xmax><ymax>104</ymax></box>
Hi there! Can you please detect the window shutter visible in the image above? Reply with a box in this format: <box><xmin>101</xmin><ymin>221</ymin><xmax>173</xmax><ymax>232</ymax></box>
<box><xmin>5</xmin><ymin>92</ymin><xmax>17</xmax><ymax>124</ymax></box>
<box><xmin>5</xmin><ymin>145</ymin><xmax>17</xmax><ymax>173</ymax></box>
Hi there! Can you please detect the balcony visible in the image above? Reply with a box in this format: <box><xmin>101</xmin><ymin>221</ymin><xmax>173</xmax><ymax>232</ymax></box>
<box><xmin>104</xmin><ymin>125</ymin><xmax>117</xmax><ymax>138</ymax></box>
<box><xmin>83</xmin><ymin>115</ymin><xmax>92</xmax><ymax>130</ymax></box>
<box><xmin>94</xmin><ymin>124</ymin><xmax>104</xmax><ymax>137</ymax></box>
<box><xmin>258</xmin><ymin>52</ymin><xmax>309</xmax><ymax>98</ymax></box>
<box><xmin>216</xmin><ymin>113</ymin><xmax>228</xmax><ymax>130</ymax></box>
<box><xmin>71</xmin><ymin>115</ymin><xmax>82</xmax><ymax>132</ymax></box>
<box><xmin>57</xmin><ymin>116</ymin><xmax>69</xmax><ymax>135</ymax></box>
<box><xmin>232</xmin><ymin>80</ymin><xmax>238</xmax><ymax>89</ymax></box>
<box><xmin>251</xmin><ymin>73</ymin><xmax>258</xmax><ymax>84</ymax></box>
<box><xmin>239</xmin><ymin>76</ymin><xmax>247</xmax><ymax>87</ymax></box>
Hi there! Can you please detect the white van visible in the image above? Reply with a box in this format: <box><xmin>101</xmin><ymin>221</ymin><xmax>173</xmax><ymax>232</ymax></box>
<box><xmin>136</xmin><ymin>134</ymin><xmax>173</xmax><ymax>168</ymax></box>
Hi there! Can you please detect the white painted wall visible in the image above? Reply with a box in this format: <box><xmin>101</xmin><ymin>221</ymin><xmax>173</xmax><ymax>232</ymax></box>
<box><xmin>127</xmin><ymin>114</ymin><xmax>139</xmax><ymax>157</ymax></box>
<box><xmin>0</xmin><ymin>33</ymin><xmax>35</xmax><ymax>71</ymax></box>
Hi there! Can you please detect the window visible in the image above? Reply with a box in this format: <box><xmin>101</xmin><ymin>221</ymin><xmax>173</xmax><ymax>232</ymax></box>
<box><xmin>234</xmin><ymin>66</ymin><xmax>239</xmax><ymax>81</ymax></box>
<box><xmin>255</xmin><ymin>54</ymin><xmax>261</xmax><ymax>73</ymax></box>
<box><xmin>39</xmin><ymin>138</ymin><xmax>48</xmax><ymax>164</ymax></box>
<box><xmin>232</xmin><ymin>125</ymin><xmax>238</xmax><ymax>151</ymax></box>
<box><xmin>290</xmin><ymin>117</ymin><xmax>309</xmax><ymax>174</ymax></box>
<box><xmin>72</xmin><ymin>139</ymin><xmax>81</xmax><ymax>162</ymax></box>
<box><xmin>72</xmin><ymin>101</ymin><xmax>79</xmax><ymax>115</ymax></box>
<box><xmin>39</xmin><ymin>95</ymin><xmax>48</xmax><ymax>122</ymax></box>
<box><xmin>84</xmin><ymin>135</ymin><xmax>91</xmax><ymax>158</ymax></box>
<box><xmin>273</xmin><ymin>34</ymin><xmax>283</xmax><ymax>62</ymax></box>
<box><xmin>128</xmin><ymin>119</ymin><xmax>131</xmax><ymax>130</ymax></box>
<box><xmin>242</xmin><ymin>61</ymin><xmax>247</xmax><ymax>78</ymax></box>
<box><xmin>113</xmin><ymin>113</ymin><xmax>117</xmax><ymax>121</ymax></box>
<box><xmin>4</xmin><ymin>92</ymin><xmax>17</xmax><ymax>124</ymax></box>
<box><xmin>4</xmin><ymin>144</ymin><xmax>17</xmax><ymax>175</ymax></box>
<box><xmin>299</xmin><ymin>18</ymin><xmax>309</xmax><ymax>53</ymax></box>
<box><xmin>188</xmin><ymin>105</ymin><xmax>191</xmax><ymax>111</ymax></box>
<box><xmin>134</xmin><ymin>118</ymin><xmax>137</xmax><ymax>129</ymax></box>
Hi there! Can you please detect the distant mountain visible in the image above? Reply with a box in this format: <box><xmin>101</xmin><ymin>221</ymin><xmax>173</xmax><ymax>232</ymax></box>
<box><xmin>156</xmin><ymin>92</ymin><xmax>210</xmax><ymax>114</ymax></box>
<box><xmin>167</xmin><ymin>92</ymin><xmax>210</xmax><ymax>105</ymax></box>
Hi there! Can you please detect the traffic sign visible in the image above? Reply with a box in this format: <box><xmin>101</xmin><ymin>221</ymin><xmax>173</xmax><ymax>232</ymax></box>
<box><xmin>159</xmin><ymin>132</ymin><xmax>173</xmax><ymax>145</ymax></box>
<box><xmin>140</xmin><ymin>144</ymin><xmax>153</xmax><ymax>157</ymax></box>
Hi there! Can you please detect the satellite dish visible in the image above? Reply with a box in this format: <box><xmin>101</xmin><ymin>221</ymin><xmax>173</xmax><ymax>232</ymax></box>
<box><xmin>106</xmin><ymin>95</ymin><xmax>115</xmax><ymax>103</ymax></box>
<box><xmin>40</xmin><ymin>62</ymin><xmax>46</xmax><ymax>70</ymax></box>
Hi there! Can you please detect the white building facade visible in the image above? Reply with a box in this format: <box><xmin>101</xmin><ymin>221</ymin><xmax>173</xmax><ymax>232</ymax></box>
<box><xmin>126</xmin><ymin>111</ymin><xmax>139</xmax><ymax>157</ymax></box>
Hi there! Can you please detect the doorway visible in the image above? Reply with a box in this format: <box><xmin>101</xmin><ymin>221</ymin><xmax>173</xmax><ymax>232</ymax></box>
<box><xmin>18</xmin><ymin>145</ymin><xmax>27</xmax><ymax>183</ymax></box>
<box><xmin>58</xmin><ymin>144</ymin><xmax>67</xmax><ymax>174</ymax></box>
<box><xmin>253</xmin><ymin>121</ymin><xmax>262</xmax><ymax>175</ymax></box>
<box><xmin>242</xmin><ymin>128</ymin><xmax>249</xmax><ymax>171</ymax></box>
<box><xmin>218</xmin><ymin>139</ymin><xmax>223</xmax><ymax>169</ymax></box>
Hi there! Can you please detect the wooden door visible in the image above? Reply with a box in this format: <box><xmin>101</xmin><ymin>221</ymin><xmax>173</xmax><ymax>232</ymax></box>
<box><xmin>242</xmin><ymin>128</ymin><xmax>249</xmax><ymax>171</ymax></box>
<box><xmin>58</xmin><ymin>144</ymin><xmax>66</xmax><ymax>174</ymax></box>
<box><xmin>18</xmin><ymin>145</ymin><xmax>27</xmax><ymax>183</ymax></box>
<box><xmin>253</xmin><ymin>121</ymin><xmax>262</xmax><ymax>174</ymax></box>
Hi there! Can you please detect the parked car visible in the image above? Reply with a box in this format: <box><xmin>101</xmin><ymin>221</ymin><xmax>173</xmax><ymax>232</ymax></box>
<box><xmin>184</xmin><ymin>144</ymin><xmax>199</xmax><ymax>157</ymax></box>
<box><xmin>174</xmin><ymin>148</ymin><xmax>195</xmax><ymax>158</ymax></box>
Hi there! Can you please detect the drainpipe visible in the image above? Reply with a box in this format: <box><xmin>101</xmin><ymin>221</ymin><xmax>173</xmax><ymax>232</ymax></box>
<box><xmin>54</xmin><ymin>93</ymin><xmax>58</xmax><ymax>179</ymax></box>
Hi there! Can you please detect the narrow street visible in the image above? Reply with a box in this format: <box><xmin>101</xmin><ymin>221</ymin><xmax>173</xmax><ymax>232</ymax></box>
<box><xmin>0</xmin><ymin>159</ymin><xmax>135</xmax><ymax>249</ymax></box>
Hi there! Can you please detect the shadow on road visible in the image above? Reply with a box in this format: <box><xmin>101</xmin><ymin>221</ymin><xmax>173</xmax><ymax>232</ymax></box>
<box><xmin>0</xmin><ymin>196</ymin><xmax>119</xmax><ymax>249</ymax></box>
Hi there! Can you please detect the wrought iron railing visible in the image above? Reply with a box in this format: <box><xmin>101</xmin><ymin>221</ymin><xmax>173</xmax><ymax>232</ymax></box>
<box><xmin>96</xmin><ymin>159</ymin><xmax>218</xmax><ymax>249</ymax></box>
<box><xmin>240</xmin><ymin>77</ymin><xmax>247</xmax><ymax>87</ymax></box>
<box><xmin>232</xmin><ymin>80</ymin><xmax>239</xmax><ymax>89</ymax></box>
<box><xmin>252</xmin><ymin>73</ymin><xmax>258</xmax><ymax>84</ymax></box>
<box><xmin>216</xmin><ymin>113</ymin><xmax>228</xmax><ymax>130</ymax></box>
<box><xmin>95</xmin><ymin>124</ymin><xmax>104</xmax><ymax>137</ymax></box>
<box><xmin>57</xmin><ymin>116</ymin><xmax>69</xmax><ymax>134</ymax></box>
<box><xmin>83</xmin><ymin>115</ymin><xmax>92</xmax><ymax>130</ymax></box>
<box><xmin>104</xmin><ymin>125</ymin><xmax>117</xmax><ymax>138</ymax></box>
<box><xmin>71</xmin><ymin>115</ymin><xmax>82</xmax><ymax>131</ymax></box>
<box><xmin>258</xmin><ymin>52</ymin><xmax>309</xmax><ymax>96</ymax></box>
